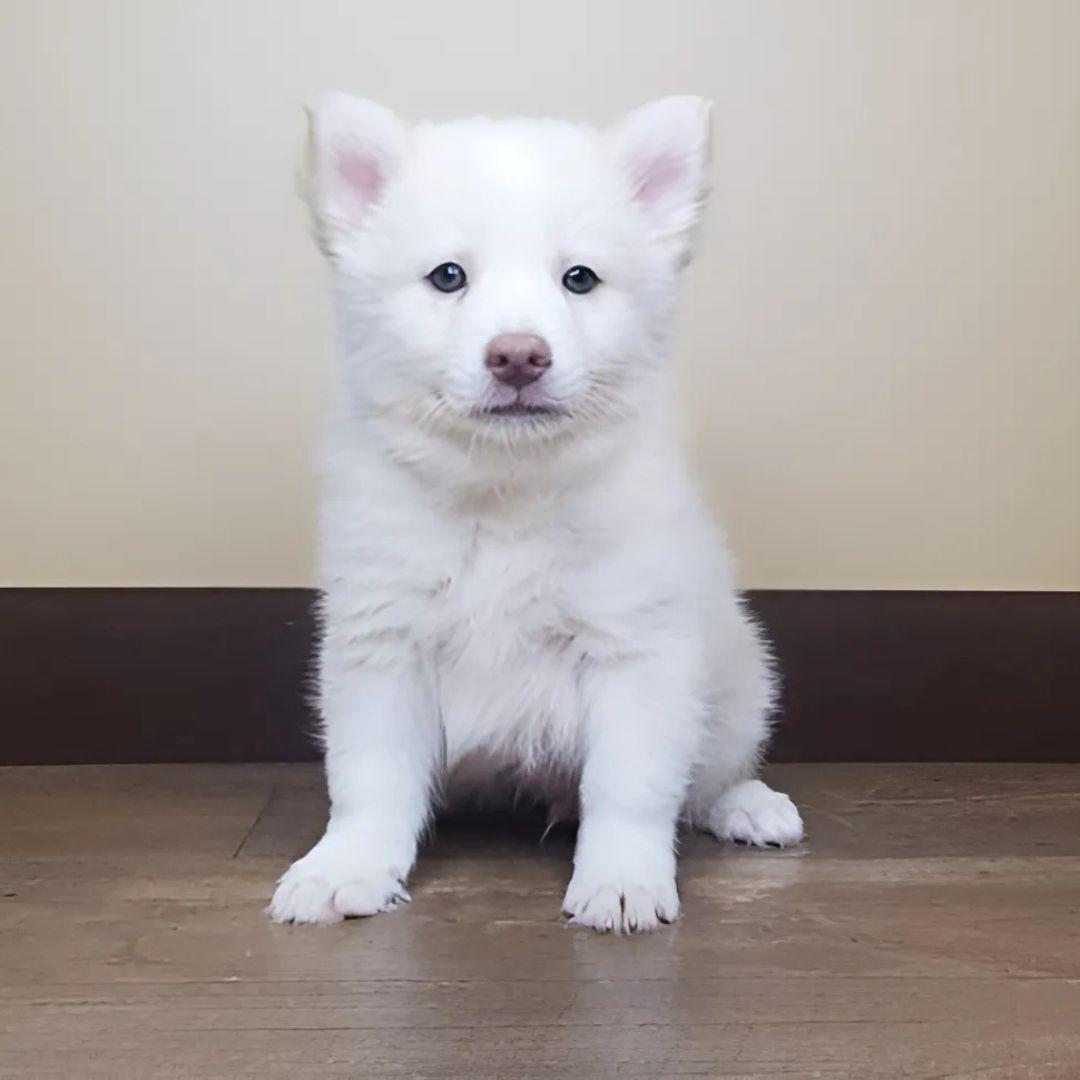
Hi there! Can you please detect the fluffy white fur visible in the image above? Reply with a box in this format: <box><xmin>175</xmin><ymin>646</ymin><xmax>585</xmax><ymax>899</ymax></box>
<box><xmin>268</xmin><ymin>94</ymin><xmax>803</xmax><ymax>934</ymax></box>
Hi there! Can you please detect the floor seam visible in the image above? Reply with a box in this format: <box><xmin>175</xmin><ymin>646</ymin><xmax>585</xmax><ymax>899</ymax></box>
<box><xmin>232</xmin><ymin>785</ymin><xmax>276</xmax><ymax>858</ymax></box>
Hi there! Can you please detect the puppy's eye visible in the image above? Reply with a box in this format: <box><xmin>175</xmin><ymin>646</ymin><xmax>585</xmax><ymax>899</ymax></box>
<box><xmin>562</xmin><ymin>265</ymin><xmax>601</xmax><ymax>295</ymax></box>
<box><xmin>427</xmin><ymin>262</ymin><xmax>467</xmax><ymax>293</ymax></box>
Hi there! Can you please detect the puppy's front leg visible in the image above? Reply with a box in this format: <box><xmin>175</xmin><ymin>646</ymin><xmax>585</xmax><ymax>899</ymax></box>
<box><xmin>268</xmin><ymin>658</ymin><xmax>441</xmax><ymax>924</ymax></box>
<box><xmin>563</xmin><ymin>658</ymin><xmax>702</xmax><ymax>934</ymax></box>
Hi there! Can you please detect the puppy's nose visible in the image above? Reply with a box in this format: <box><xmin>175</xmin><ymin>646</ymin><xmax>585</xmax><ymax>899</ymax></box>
<box><xmin>484</xmin><ymin>333</ymin><xmax>552</xmax><ymax>390</ymax></box>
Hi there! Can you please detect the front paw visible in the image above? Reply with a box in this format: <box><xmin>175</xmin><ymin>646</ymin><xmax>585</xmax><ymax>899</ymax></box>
<box><xmin>562</xmin><ymin>863</ymin><xmax>680</xmax><ymax>934</ymax></box>
<box><xmin>267</xmin><ymin>835</ymin><xmax>410</xmax><ymax>925</ymax></box>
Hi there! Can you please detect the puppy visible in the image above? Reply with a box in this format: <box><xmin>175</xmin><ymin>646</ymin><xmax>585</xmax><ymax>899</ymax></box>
<box><xmin>269</xmin><ymin>95</ymin><xmax>803</xmax><ymax>934</ymax></box>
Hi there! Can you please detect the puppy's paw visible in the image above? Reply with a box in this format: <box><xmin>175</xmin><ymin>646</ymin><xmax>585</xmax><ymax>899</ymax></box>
<box><xmin>267</xmin><ymin>837</ymin><xmax>410</xmax><ymax>925</ymax></box>
<box><xmin>562</xmin><ymin>865</ymin><xmax>680</xmax><ymax>934</ymax></box>
<box><xmin>709</xmin><ymin>778</ymin><xmax>804</xmax><ymax>848</ymax></box>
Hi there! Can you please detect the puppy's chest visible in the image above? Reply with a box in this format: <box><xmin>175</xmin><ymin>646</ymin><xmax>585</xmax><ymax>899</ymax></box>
<box><xmin>432</xmin><ymin>525</ymin><xmax>583</xmax><ymax>669</ymax></box>
<box><xmin>419</xmin><ymin>524</ymin><xmax>603</xmax><ymax>757</ymax></box>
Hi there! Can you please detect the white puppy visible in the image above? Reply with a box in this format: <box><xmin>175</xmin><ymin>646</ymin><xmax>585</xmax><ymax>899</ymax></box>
<box><xmin>269</xmin><ymin>95</ymin><xmax>803</xmax><ymax>934</ymax></box>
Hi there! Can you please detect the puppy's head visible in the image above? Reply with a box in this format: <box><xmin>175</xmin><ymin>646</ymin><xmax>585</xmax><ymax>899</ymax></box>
<box><xmin>305</xmin><ymin>95</ymin><xmax>711</xmax><ymax>450</ymax></box>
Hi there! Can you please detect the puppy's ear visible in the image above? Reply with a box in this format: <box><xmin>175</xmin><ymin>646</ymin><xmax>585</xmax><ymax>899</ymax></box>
<box><xmin>301</xmin><ymin>93</ymin><xmax>407</xmax><ymax>254</ymax></box>
<box><xmin>608</xmin><ymin>96</ymin><xmax>712</xmax><ymax>263</ymax></box>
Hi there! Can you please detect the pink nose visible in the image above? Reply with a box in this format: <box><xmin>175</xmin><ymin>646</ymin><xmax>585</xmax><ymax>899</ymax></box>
<box><xmin>484</xmin><ymin>333</ymin><xmax>552</xmax><ymax>390</ymax></box>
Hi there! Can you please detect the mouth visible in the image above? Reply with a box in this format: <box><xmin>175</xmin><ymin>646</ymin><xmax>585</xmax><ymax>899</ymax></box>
<box><xmin>474</xmin><ymin>401</ymin><xmax>566</xmax><ymax>420</ymax></box>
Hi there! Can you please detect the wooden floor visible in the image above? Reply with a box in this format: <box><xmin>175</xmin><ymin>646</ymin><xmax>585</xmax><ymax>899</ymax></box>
<box><xmin>2</xmin><ymin>764</ymin><xmax>1079</xmax><ymax>1078</ymax></box>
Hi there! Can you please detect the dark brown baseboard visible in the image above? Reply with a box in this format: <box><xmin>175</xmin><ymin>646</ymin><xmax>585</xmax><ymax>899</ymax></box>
<box><xmin>0</xmin><ymin>588</ymin><xmax>1076</xmax><ymax>765</ymax></box>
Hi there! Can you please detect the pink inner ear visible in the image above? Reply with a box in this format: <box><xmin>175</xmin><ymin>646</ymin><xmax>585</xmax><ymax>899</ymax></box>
<box><xmin>633</xmin><ymin>153</ymin><xmax>684</xmax><ymax>207</ymax></box>
<box><xmin>335</xmin><ymin>147</ymin><xmax>382</xmax><ymax>205</ymax></box>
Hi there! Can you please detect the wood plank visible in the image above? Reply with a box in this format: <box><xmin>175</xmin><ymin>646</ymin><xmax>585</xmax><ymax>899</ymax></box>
<box><xmin>1</xmin><ymin>764</ymin><xmax>1079</xmax><ymax>1077</ymax></box>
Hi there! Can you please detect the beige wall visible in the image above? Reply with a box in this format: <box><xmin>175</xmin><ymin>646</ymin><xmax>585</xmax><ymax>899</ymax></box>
<box><xmin>1</xmin><ymin>0</ymin><xmax>1077</xmax><ymax>589</ymax></box>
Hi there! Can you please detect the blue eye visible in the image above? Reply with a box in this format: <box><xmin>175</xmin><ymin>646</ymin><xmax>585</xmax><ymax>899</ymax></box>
<box><xmin>562</xmin><ymin>265</ymin><xmax>601</xmax><ymax>294</ymax></box>
<box><xmin>427</xmin><ymin>262</ymin><xmax>467</xmax><ymax>292</ymax></box>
